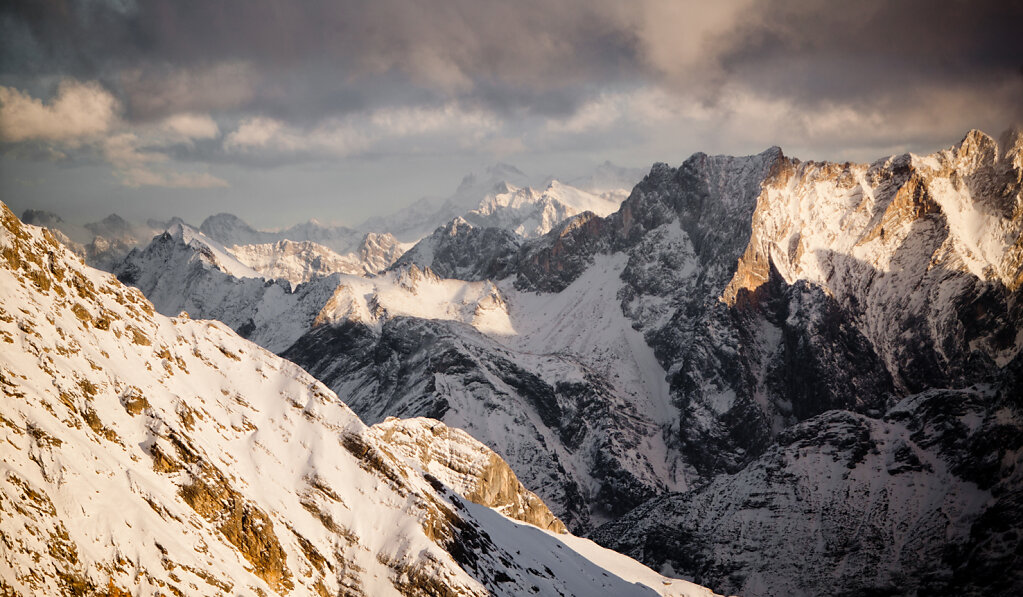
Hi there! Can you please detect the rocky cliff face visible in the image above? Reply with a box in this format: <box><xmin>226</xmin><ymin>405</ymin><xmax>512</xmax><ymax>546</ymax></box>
<box><xmin>365</xmin><ymin>417</ymin><xmax>567</xmax><ymax>533</ymax></box>
<box><xmin>503</xmin><ymin>130</ymin><xmax>1021</xmax><ymax>478</ymax></box>
<box><xmin>593</xmin><ymin>374</ymin><xmax>1023</xmax><ymax>596</ymax></box>
<box><xmin>0</xmin><ymin>202</ymin><xmax>717</xmax><ymax>597</ymax></box>
<box><xmin>391</xmin><ymin>217</ymin><xmax>522</xmax><ymax>281</ymax></box>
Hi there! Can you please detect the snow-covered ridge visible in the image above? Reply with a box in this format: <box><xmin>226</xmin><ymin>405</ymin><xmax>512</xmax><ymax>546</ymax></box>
<box><xmin>365</xmin><ymin>417</ymin><xmax>568</xmax><ymax>533</ymax></box>
<box><xmin>726</xmin><ymin>128</ymin><xmax>1023</xmax><ymax>302</ymax></box>
<box><xmin>226</xmin><ymin>233</ymin><xmax>411</xmax><ymax>285</ymax></box>
<box><xmin>311</xmin><ymin>263</ymin><xmax>514</xmax><ymax>336</ymax></box>
<box><xmin>0</xmin><ymin>201</ymin><xmax>717</xmax><ymax>596</ymax></box>
<box><xmin>464</xmin><ymin>180</ymin><xmax>623</xmax><ymax>239</ymax></box>
<box><xmin>362</xmin><ymin>162</ymin><xmax>639</xmax><ymax>243</ymax></box>
<box><xmin>118</xmin><ymin>227</ymin><xmax>517</xmax><ymax>351</ymax></box>
<box><xmin>721</xmin><ymin>128</ymin><xmax>1023</xmax><ymax>387</ymax></box>
<box><xmin>166</xmin><ymin>222</ymin><xmax>264</xmax><ymax>279</ymax></box>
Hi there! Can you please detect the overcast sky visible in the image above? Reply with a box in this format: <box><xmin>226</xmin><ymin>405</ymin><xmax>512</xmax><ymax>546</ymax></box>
<box><xmin>2</xmin><ymin>0</ymin><xmax>1021</xmax><ymax>229</ymax></box>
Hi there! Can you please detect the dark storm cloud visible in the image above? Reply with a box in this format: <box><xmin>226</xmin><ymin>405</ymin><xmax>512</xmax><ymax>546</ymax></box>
<box><xmin>0</xmin><ymin>0</ymin><xmax>642</xmax><ymax>121</ymax></box>
<box><xmin>1</xmin><ymin>0</ymin><xmax>1021</xmax><ymax>184</ymax></box>
<box><xmin>3</xmin><ymin>0</ymin><xmax>1020</xmax><ymax>130</ymax></box>
<box><xmin>714</xmin><ymin>0</ymin><xmax>1023</xmax><ymax>107</ymax></box>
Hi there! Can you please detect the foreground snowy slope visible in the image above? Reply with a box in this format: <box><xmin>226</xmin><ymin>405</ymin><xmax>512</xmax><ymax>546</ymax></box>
<box><xmin>0</xmin><ymin>203</ymin><xmax>716</xmax><ymax>597</ymax></box>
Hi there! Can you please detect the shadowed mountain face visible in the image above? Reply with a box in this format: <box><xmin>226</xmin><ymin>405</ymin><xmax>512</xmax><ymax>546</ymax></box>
<box><xmin>108</xmin><ymin>128</ymin><xmax>1022</xmax><ymax>595</ymax></box>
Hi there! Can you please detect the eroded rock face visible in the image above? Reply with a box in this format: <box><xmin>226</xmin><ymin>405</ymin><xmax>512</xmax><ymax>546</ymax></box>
<box><xmin>366</xmin><ymin>417</ymin><xmax>567</xmax><ymax>533</ymax></box>
<box><xmin>594</xmin><ymin>374</ymin><xmax>1023</xmax><ymax>597</ymax></box>
<box><xmin>508</xmin><ymin>131</ymin><xmax>1021</xmax><ymax>479</ymax></box>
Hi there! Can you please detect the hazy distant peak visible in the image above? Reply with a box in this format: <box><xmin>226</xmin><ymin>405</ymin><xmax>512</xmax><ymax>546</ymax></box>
<box><xmin>570</xmin><ymin>161</ymin><xmax>645</xmax><ymax>195</ymax></box>
<box><xmin>146</xmin><ymin>216</ymin><xmax>188</xmax><ymax>231</ymax></box>
<box><xmin>200</xmin><ymin>212</ymin><xmax>253</xmax><ymax>231</ymax></box>
<box><xmin>21</xmin><ymin>209</ymin><xmax>64</xmax><ymax>225</ymax></box>
<box><xmin>486</xmin><ymin>162</ymin><xmax>526</xmax><ymax>178</ymax></box>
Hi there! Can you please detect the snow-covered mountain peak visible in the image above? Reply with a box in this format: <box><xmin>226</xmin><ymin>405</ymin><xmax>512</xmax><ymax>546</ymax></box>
<box><xmin>197</xmin><ymin>211</ymin><xmax>254</xmax><ymax>242</ymax></box>
<box><xmin>999</xmin><ymin>126</ymin><xmax>1023</xmax><ymax>168</ymax></box>
<box><xmin>446</xmin><ymin>215</ymin><xmax>474</xmax><ymax>235</ymax></box>
<box><xmin>21</xmin><ymin>209</ymin><xmax>168</xmax><ymax>271</ymax></box>
<box><xmin>84</xmin><ymin>213</ymin><xmax>133</xmax><ymax>238</ymax></box>
<box><xmin>163</xmin><ymin>222</ymin><xmax>263</xmax><ymax>279</ymax></box>
<box><xmin>487</xmin><ymin>162</ymin><xmax>527</xmax><ymax>178</ymax></box>
<box><xmin>363</xmin><ymin>162</ymin><xmax>632</xmax><ymax>242</ymax></box>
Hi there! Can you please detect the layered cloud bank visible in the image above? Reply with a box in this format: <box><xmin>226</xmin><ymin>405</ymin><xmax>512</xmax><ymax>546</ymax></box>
<box><xmin>1</xmin><ymin>0</ymin><xmax>1020</xmax><ymax>222</ymax></box>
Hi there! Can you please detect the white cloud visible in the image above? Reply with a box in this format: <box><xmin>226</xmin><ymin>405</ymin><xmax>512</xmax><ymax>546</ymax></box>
<box><xmin>544</xmin><ymin>88</ymin><xmax>701</xmax><ymax>135</ymax></box>
<box><xmin>369</xmin><ymin>104</ymin><xmax>497</xmax><ymax>137</ymax></box>
<box><xmin>225</xmin><ymin>103</ymin><xmax>499</xmax><ymax>157</ymax></box>
<box><xmin>160</xmin><ymin>113</ymin><xmax>220</xmax><ymax>142</ymax></box>
<box><xmin>102</xmin><ymin>132</ymin><xmax>228</xmax><ymax>189</ymax></box>
<box><xmin>0</xmin><ymin>80</ymin><xmax>229</xmax><ymax>188</ymax></box>
<box><xmin>225</xmin><ymin>116</ymin><xmax>366</xmax><ymax>156</ymax></box>
<box><xmin>0</xmin><ymin>80</ymin><xmax>119</xmax><ymax>143</ymax></box>
<box><xmin>224</xmin><ymin>117</ymin><xmax>286</xmax><ymax>150</ymax></box>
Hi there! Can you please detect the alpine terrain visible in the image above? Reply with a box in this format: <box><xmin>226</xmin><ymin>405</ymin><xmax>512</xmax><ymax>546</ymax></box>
<box><xmin>0</xmin><ymin>202</ymin><xmax>719</xmax><ymax>596</ymax></box>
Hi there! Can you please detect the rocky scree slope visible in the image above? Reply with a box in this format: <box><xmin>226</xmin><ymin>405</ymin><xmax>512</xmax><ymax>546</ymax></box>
<box><xmin>0</xmin><ymin>202</ymin><xmax>717</xmax><ymax>597</ymax></box>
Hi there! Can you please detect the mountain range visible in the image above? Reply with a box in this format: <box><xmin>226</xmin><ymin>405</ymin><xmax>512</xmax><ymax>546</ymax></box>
<box><xmin>9</xmin><ymin>132</ymin><xmax>1022</xmax><ymax>596</ymax></box>
<box><xmin>0</xmin><ymin>201</ymin><xmax>717</xmax><ymax>596</ymax></box>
